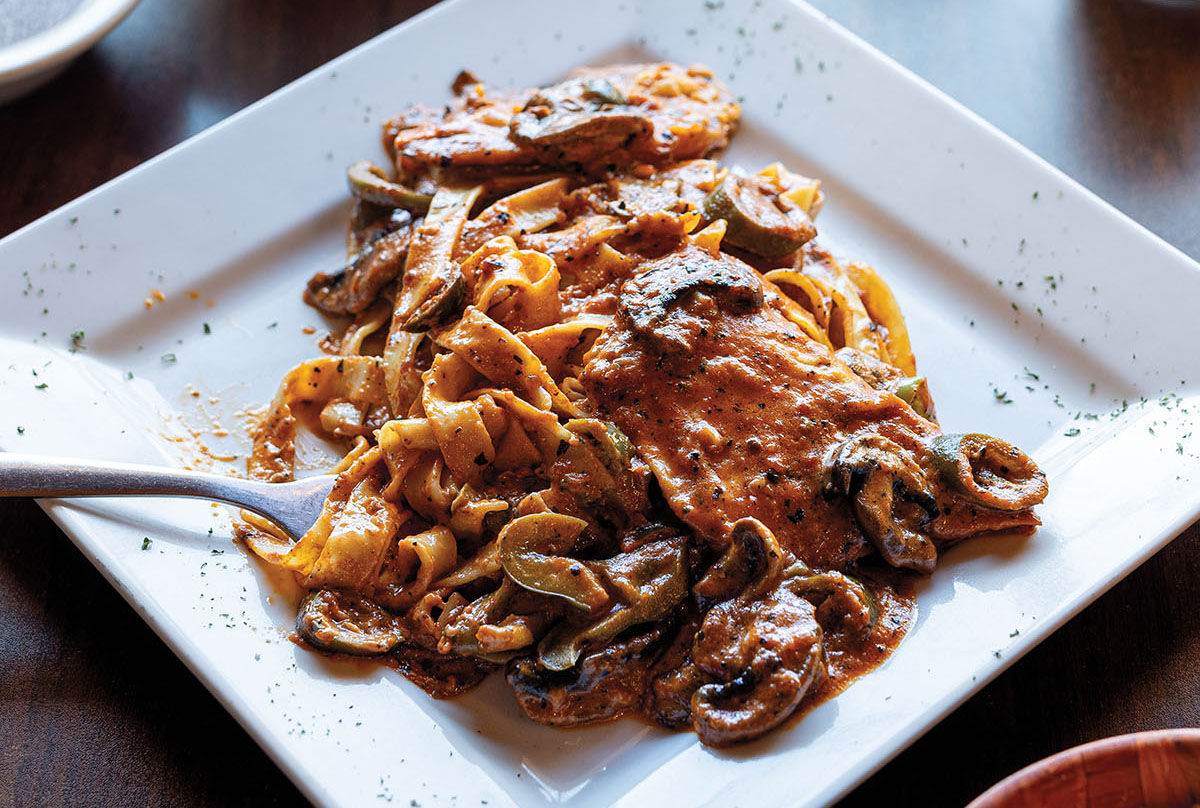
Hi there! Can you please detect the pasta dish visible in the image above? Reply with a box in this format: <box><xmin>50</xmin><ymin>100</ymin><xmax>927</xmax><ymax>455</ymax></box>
<box><xmin>238</xmin><ymin>63</ymin><xmax>1047</xmax><ymax>746</ymax></box>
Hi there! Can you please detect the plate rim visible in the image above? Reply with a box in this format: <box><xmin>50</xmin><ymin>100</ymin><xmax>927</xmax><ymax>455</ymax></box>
<box><xmin>3</xmin><ymin>0</ymin><xmax>1200</xmax><ymax>806</ymax></box>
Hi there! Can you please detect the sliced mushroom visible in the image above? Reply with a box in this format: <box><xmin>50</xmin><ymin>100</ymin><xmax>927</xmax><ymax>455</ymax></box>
<box><xmin>692</xmin><ymin>516</ymin><xmax>780</xmax><ymax>608</ymax></box>
<box><xmin>305</xmin><ymin>207</ymin><xmax>415</xmax><ymax>315</ymax></box>
<box><xmin>617</xmin><ymin>246</ymin><xmax>764</xmax><ymax>353</ymax></box>
<box><xmin>347</xmin><ymin>197</ymin><xmax>402</xmax><ymax>257</ymax></box>
<box><xmin>781</xmin><ymin>564</ymin><xmax>877</xmax><ymax>638</ymax></box>
<box><xmin>391</xmin><ymin>642</ymin><xmax>495</xmax><ymax>698</ymax></box>
<box><xmin>678</xmin><ymin>519</ymin><xmax>828</xmax><ymax>745</ymax></box>
<box><xmin>831</xmin><ymin>433</ymin><xmax>941</xmax><ymax>574</ymax></box>
<box><xmin>296</xmin><ymin>588</ymin><xmax>406</xmax><ymax>656</ymax></box>
<box><xmin>645</xmin><ymin>622</ymin><xmax>709</xmax><ymax>729</ymax></box>
<box><xmin>930</xmin><ymin>433</ymin><xmax>1048</xmax><ymax>511</ymax></box>
<box><xmin>507</xmin><ymin>622</ymin><xmax>671</xmax><ymax>727</ymax></box>
<box><xmin>690</xmin><ymin>586</ymin><xmax>824</xmax><ymax>746</ymax></box>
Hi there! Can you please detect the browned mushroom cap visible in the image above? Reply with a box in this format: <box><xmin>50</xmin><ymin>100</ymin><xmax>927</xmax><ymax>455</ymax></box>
<box><xmin>930</xmin><ymin>433</ymin><xmax>1048</xmax><ymax>511</ymax></box>
<box><xmin>690</xmin><ymin>584</ymin><xmax>824</xmax><ymax>746</ymax></box>
<box><xmin>679</xmin><ymin>518</ymin><xmax>826</xmax><ymax>745</ymax></box>
<box><xmin>304</xmin><ymin>206</ymin><xmax>415</xmax><ymax>315</ymax></box>
<box><xmin>296</xmin><ymin>589</ymin><xmax>406</xmax><ymax>656</ymax></box>
<box><xmin>831</xmin><ymin>433</ymin><xmax>941</xmax><ymax>574</ymax></box>
<box><xmin>693</xmin><ymin>515</ymin><xmax>783</xmax><ymax>608</ymax></box>
<box><xmin>617</xmin><ymin>246</ymin><xmax>764</xmax><ymax>353</ymax></box>
<box><xmin>506</xmin><ymin>622</ymin><xmax>673</xmax><ymax>727</ymax></box>
<box><xmin>703</xmin><ymin>519</ymin><xmax>878</xmax><ymax>637</ymax></box>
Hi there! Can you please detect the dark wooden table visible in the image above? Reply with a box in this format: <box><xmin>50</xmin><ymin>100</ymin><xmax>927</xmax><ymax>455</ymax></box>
<box><xmin>1</xmin><ymin>1</ymin><xmax>1198</xmax><ymax>806</ymax></box>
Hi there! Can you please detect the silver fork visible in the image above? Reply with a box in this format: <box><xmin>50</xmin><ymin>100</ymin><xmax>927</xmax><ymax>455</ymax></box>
<box><xmin>0</xmin><ymin>452</ymin><xmax>335</xmax><ymax>541</ymax></box>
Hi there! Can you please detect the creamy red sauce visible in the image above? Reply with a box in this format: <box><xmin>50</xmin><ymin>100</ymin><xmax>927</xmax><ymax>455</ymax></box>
<box><xmin>581</xmin><ymin>246</ymin><xmax>939</xmax><ymax>570</ymax></box>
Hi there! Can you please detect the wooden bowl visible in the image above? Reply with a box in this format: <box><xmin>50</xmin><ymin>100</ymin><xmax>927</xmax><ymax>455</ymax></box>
<box><xmin>969</xmin><ymin>729</ymin><xmax>1200</xmax><ymax>808</ymax></box>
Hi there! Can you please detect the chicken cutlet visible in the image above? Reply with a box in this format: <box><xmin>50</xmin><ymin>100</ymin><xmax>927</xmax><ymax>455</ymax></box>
<box><xmin>581</xmin><ymin>244</ymin><xmax>1045</xmax><ymax>573</ymax></box>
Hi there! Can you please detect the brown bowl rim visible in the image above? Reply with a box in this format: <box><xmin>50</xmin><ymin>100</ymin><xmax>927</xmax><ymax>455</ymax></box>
<box><xmin>967</xmin><ymin>728</ymin><xmax>1200</xmax><ymax>808</ymax></box>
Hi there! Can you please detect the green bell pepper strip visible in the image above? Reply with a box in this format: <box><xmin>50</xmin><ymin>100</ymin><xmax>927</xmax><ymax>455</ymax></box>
<box><xmin>347</xmin><ymin>160</ymin><xmax>433</xmax><ymax>214</ymax></box>
<box><xmin>537</xmin><ymin>536</ymin><xmax>687</xmax><ymax>671</ymax></box>
<box><xmin>702</xmin><ymin>174</ymin><xmax>815</xmax><ymax>259</ymax></box>
<box><xmin>499</xmin><ymin>513</ymin><xmax>609</xmax><ymax>612</ymax></box>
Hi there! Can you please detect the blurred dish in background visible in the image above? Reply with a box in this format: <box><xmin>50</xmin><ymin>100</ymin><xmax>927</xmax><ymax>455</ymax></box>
<box><xmin>0</xmin><ymin>0</ymin><xmax>85</xmax><ymax>47</ymax></box>
<box><xmin>0</xmin><ymin>0</ymin><xmax>141</xmax><ymax>104</ymax></box>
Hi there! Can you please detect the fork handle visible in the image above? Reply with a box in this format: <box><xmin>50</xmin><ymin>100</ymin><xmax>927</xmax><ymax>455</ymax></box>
<box><xmin>0</xmin><ymin>452</ymin><xmax>254</xmax><ymax>502</ymax></box>
<box><xmin>0</xmin><ymin>452</ymin><xmax>335</xmax><ymax>541</ymax></box>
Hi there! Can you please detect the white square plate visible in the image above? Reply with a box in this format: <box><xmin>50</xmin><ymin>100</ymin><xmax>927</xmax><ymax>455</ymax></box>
<box><xmin>3</xmin><ymin>1</ymin><xmax>1199</xmax><ymax>805</ymax></box>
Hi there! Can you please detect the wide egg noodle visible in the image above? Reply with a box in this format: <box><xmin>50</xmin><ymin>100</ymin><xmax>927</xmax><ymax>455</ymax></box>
<box><xmin>435</xmin><ymin>306</ymin><xmax>581</xmax><ymax>418</ymax></box>
<box><xmin>421</xmin><ymin>351</ymin><xmax>497</xmax><ymax>486</ymax></box>
<box><xmin>243</xmin><ymin>447</ymin><xmax>403</xmax><ymax>589</ymax></box>
<box><xmin>460</xmin><ymin>236</ymin><xmax>562</xmax><ymax>332</ymax></box>
<box><xmin>248</xmin><ymin>356</ymin><xmax>389</xmax><ymax>483</ymax></box>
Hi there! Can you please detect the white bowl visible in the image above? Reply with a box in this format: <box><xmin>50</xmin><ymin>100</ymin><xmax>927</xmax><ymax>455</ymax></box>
<box><xmin>0</xmin><ymin>0</ymin><xmax>142</xmax><ymax>105</ymax></box>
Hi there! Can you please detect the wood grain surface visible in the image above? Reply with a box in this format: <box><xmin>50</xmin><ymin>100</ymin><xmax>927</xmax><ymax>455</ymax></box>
<box><xmin>1</xmin><ymin>1</ymin><xmax>1198</xmax><ymax>806</ymax></box>
<box><xmin>967</xmin><ymin>729</ymin><xmax>1200</xmax><ymax>808</ymax></box>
